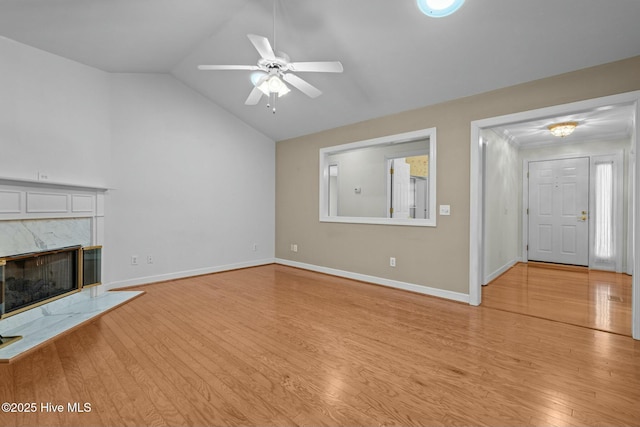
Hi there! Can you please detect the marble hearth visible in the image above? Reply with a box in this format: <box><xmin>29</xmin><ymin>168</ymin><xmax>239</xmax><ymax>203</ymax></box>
<box><xmin>0</xmin><ymin>178</ymin><xmax>139</xmax><ymax>362</ymax></box>
<box><xmin>0</xmin><ymin>289</ymin><xmax>144</xmax><ymax>362</ymax></box>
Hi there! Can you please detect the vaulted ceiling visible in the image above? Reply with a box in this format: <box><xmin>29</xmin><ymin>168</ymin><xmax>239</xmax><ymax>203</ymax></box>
<box><xmin>1</xmin><ymin>0</ymin><xmax>639</xmax><ymax>141</ymax></box>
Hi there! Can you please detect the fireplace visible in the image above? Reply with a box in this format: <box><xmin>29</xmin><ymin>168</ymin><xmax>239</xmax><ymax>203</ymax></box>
<box><xmin>0</xmin><ymin>245</ymin><xmax>102</xmax><ymax>319</ymax></box>
<box><xmin>0</xmin><ymin>179</ymin><xmax>108</xmax><ymax>352</ymax></box>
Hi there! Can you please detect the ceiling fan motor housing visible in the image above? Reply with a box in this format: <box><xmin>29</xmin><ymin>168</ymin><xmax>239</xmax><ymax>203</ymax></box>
<box><xmin>258</xmin><ymin>54</ymin><xmax>290</xmax><ymax>73</ymax></box>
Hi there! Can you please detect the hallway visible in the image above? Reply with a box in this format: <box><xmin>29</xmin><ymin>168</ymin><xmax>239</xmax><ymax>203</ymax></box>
<box><xmin>482</xmin><ymin>263</ymin><xmax>632</xmax><ymax>336</ymax></box>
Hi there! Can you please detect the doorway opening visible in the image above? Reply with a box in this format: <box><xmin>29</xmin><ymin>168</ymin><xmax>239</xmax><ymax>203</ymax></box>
<box><xmin>469</xmin><ymin>91</ymin><xmax>640</xmax><ymax>339</ymax></box>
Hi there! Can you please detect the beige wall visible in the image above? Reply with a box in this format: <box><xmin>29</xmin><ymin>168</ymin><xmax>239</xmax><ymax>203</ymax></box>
<box><xmin>276</xmin><ymin>56</ymin><xmax>640</xmax><ymax>296</ymax></box>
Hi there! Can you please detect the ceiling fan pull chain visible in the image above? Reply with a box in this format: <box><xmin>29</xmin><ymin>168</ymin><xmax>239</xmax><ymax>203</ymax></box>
<box><xmin>266</xmin><ymin>92</ymin><xmax>276</xmax><ymax>113</ymax></box>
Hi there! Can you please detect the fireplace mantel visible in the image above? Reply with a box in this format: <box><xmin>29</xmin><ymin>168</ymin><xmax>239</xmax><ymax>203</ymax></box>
<box><xmin>0</xmin><ymin>178</ymin><xmax>106</xmax><ymax>221</ymax></box>
<box><xmin>0</xmin><ymin>178</ymin><xmax>107</xmax><ymax>294</ymax></box>
<box><xmin>0</xmin><ymin>176</ymin><xmax>109</xmax><ymax>192</ymax></box>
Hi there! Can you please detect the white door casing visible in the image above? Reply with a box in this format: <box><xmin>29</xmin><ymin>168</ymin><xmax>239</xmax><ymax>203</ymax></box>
<box><xmin>469</xmin><ymin>90</ymin><xmax>640</xmax><ymax>339</ymax></box>
<box><xmin>528</xmin><ymin>157</ymin><xmax>590</xmax><ymax>266</ymax></box>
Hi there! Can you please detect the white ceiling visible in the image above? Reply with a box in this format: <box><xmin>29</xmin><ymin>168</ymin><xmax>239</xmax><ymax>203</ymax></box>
<box><xmin>493</xmin><ymin>103</ymin><xmax>637</xmax><ymax>148</ymax></box>
<box><xmin>1</xmin><ymin>0</ymin><xmax>639</xmax><ymax>141</ymax></box>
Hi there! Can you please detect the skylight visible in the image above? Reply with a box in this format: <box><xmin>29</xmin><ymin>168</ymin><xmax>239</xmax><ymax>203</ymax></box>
<box><xmin>417</xmin><ymin>0</ymin><xmax>465</xmax><ymax>18</ymax></box>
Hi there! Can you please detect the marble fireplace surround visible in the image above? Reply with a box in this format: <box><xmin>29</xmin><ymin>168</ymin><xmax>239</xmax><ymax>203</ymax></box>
<box><xmin>0</xmin><ymin>177</ymin><xmax>106</xmax><ymax>278</ymax></box>
<box><xmin>0</xmin><ymin>178</ymin><xmax>142</xmax><ymax>362</ymax></box>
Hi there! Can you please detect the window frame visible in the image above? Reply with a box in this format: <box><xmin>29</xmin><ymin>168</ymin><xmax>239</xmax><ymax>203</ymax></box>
<box><xmin>319</xmin><ymin>127</ymin><xmax>437</xmax><ymax>227</ymax></box>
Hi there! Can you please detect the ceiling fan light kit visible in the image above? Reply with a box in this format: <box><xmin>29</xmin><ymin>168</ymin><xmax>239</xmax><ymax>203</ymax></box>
<box><xmin>258</xmin><ymin>75</ymin><xmax>290</xmax><ymax>97</ymax></box>
<box><xmin>417</xmin><ymin>0</ymin><xmax>466</xmax><ymax>17</ymax></box>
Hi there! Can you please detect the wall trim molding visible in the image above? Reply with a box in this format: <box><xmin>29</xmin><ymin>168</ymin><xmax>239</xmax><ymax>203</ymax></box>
<box><xmin>109</xmin><ymin>258</ymin><xmax>470</xmax><ymax>304</ymax></box>
<box><xmin>0</xmin><ymin>176</ymin><xmax>109</xmax><ymax>192</ymax></box>
<box><xmin>484</xmin><ymin>258</ymin><xmax>521</xmax><ymax>285</ymax></box>
<box><xmin>275</xmin><ymin>258</ymin><xmax>470</xmax><ymax>304</ymax></box>
<box><xmin>105</xmin><ymin>258</ymin><xmax>276</xmax><ymax>290</ymax></box>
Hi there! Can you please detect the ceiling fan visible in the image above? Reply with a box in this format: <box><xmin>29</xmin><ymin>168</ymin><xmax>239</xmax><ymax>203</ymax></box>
<box><xmin>198</xmin><ymin>3</ymin><xmax>343</xmax><ymax>113</ymax></box>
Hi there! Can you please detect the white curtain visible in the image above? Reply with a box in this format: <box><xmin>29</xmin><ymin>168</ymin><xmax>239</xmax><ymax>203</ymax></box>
<box><xmin>594</xmin><ymin>161</ymin><xmax>614</xmax><ymax>260</ymax></box>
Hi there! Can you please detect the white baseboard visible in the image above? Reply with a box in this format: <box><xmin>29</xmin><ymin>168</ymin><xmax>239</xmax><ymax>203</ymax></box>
<box><xmin>104</xmin><ymin>258</ymin><xmax>276</xmax><ymax>290</ymax></box>
<box><xmin>483</xmin><ymin>258</ymin><xmax>521</xmax><ymax>285</ymax></box>
<box><xmin>275</xmin><ymin>258</ymin><xmax>470</xmax><ymax>304</ymax></box>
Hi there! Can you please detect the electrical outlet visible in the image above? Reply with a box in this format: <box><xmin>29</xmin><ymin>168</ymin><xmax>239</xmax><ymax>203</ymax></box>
<box><xmin>252</xmin><ymin>243</ymin><xmax>258</xmax><ymax>252</ymax></box>
<box><xmin>291</xmin><ymin>244</ymin><xmax>298</xmax><ymax>252</ymax></box>
<box><xmin>390</xmin><ymin>257</ymin><xmax>396</xmax><ymax>267</ymax></box>
<box><xmin>38</xmin><ymin>171</ymin><xmax>50</xmax><ymax>181</ymax></box>
<box><xmin>439</xmin><ymin>205</ymin><xmax>451</xmax><ymax>216</ymax></box>
<box><xmin>147</xmin><ymin>255</ymin><xmax>153</xmax><ymax>264</ymax></box>
<box><xmin>131</xmin><ymin>255</ymin><xmax>139</xmax><ymax>265</ymax></box>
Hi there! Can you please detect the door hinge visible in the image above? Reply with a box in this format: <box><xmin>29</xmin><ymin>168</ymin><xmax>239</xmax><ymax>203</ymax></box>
<box><xmin>526</xmin><ymin>208</ymin><xmax>529</xmax><ymax>215</ymax></box>
<box><xmin>390</xmin><ymin>207</ymin><xmax>394</xmax><ymax>214</ymax></box>
<box><xmin>527</xmin><ymin>171</ymin><xmax>529</xmax><ymax>178</ymax></box>
<box><xmin>526</xmin><ymin>244</ymin><xmax>528</xmax><ymax>251</ymax></box>
<box><xmin>390</xmin><ymin>167</ymin><xmax>394</xmax><ymax>175</ymax></box>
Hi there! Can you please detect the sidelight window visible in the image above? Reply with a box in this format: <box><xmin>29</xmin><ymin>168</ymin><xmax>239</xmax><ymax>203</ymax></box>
<box><xmin>594</xmin><ymin>161</ymin><xmax>614</xmax><ymax>261</ymax></box>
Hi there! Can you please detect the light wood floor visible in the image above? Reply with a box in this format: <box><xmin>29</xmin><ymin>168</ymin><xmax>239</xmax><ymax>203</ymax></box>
<box><xmin>483</xmin><ymin>263</ymin><xmax>633</xmax><ymax>336</ymax></box>
<box><xmin>2</xmin><ymin>264</ymin><xmax>639</xmax><ymax>426</ymax></box>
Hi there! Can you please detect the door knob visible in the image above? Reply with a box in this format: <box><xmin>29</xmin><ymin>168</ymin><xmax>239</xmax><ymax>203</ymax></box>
<box><xmin>579</xmin><ymin>215</ymin><xmax>587</xmax><ymax>221</ymax></box>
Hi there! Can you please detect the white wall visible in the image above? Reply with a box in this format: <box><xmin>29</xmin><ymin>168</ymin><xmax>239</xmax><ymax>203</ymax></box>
<box><xmin>0</xmin><ymin>37</ymin><xmax>276</xmax><ymax>290</ymax></box>
<box><xmin>328</xmin><ymin>147</ymin><xmax>387</xmax><ymax>217</ymax></box>
<box><xmin>483</xmin><ymin>129</ymin><xmax>520</xmax><ymax>283</ymax></box>
<box><xmin>327</xmin><ymin>139</ymin><xmax>427</xmax><ymax>217</ymax></box>
<box><xmin>106</xmin><ymin>74</ymin><xmax>275</xmax><ymax>288</ymax></box>
<box><xmin>0</xmin><ymin>37</ymin><xmax>111</xmax><ymax>187</ymax></box>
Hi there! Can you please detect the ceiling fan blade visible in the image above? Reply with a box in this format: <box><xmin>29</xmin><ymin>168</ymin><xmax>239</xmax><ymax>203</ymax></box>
<box><xmin>282</xmin><ymin>73</ymin><xmax>322</xmax><ymax>98</ymax></box>
<box><xmin>245</xmin><ymin>86</ymin><xmax>264</xmax><ymax>105</ymax></box>
<box><xmin>289</xmin><ymin>61</ymin><xmax>344</xmax><ymax>73</ymax></box>
<box><xmin>247</xmin><ymin>34</ymin><xmax>275</xmax><ymax>61</ymax></box>
<box><xmin>198</xmin><ymin>65</ymin><xmax>259</xmax><ymax>71</ymax></box>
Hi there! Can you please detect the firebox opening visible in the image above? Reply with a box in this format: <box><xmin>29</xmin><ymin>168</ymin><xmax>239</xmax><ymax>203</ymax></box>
<box><xmin>0</xmin><ymin>245</ymin><xmax>102</xmax><ymax>319</ymax></box>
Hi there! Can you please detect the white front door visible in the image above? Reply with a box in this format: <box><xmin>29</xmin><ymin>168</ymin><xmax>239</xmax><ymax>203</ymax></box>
<box><xmin>390</xmin><ymin>159</ymin><xmax>411</xmax><ymax>219</ymax></box>
<box><xmin>528</xmin><ymin>157</ymin><xmax>589</xmax><ymax>266</ymax></box>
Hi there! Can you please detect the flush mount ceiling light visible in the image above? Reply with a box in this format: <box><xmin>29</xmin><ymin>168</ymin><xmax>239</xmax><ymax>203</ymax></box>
<box><xmin>548</xmin><ymin>121</ymin><xmax>578</xmax><ymax>137</ymax></box>
<box><xmin>417</xmin><ymin>0</ymin><xmax>465</xmax><ymax>17</ymax></box>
